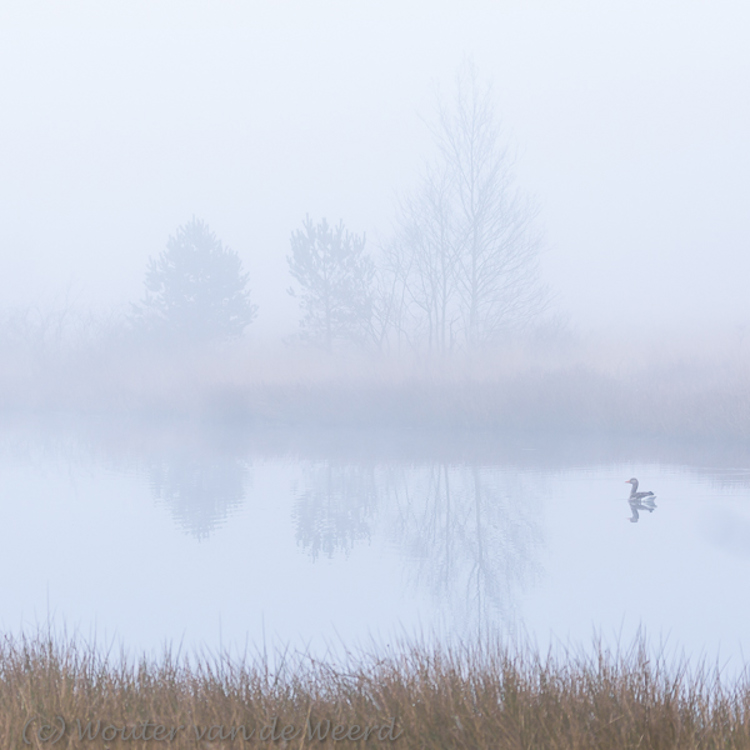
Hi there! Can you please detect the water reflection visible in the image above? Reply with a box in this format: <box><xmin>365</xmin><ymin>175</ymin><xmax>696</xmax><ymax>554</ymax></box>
<box><xmin>292</xmin><ymin>463</ymin><xmax>378</xmax><ymax>560</ymax></box>
<box><xmin>4</xmin><ymin>417</ymin><xmax>750</xmax><ymax>663</ymax></box>
<box><xmin>291</xmin><ymin>461</ymin><xmax>543</xmax><ymax>631</ymax></box>
<box><xmin>149</xmin><ymin>456</ymin><xmax>249</xmax><ymax>540</ymax></box>
<box><xmin>628</xmin><ymin>496</ymin><xmax>657</xmax><ymax>523</ymax></box>
<box><xmin>625</xmin><ymin>477</ymin><xmax>657</xmax><ymax>524</ymax></box>
<box><xmin>384</xmin><ymin>463</ymin><xmax>542</xmax><ymax>632</ymax></box>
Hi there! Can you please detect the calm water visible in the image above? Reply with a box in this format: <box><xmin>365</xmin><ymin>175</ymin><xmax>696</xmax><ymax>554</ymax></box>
<box><xmin>2</xmin><ymin>418</ymin><xmax>750</xmax><ymax>670</ymax></box>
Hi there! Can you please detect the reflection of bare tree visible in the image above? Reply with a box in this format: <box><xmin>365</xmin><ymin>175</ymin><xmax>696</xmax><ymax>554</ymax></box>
<box><xmin>388</xmin><ymin>464</ymin><xmax>542</xmax><ymax>632</ymax></box>
<box><xmin>292</xmin><ymin>463</ymin><xmax>378</xmax><ymax>560</ymax></box>
<box><xmin>150</xmin><ymin>457</ymin><xmax>248</xmax><ymax>540</ymax></box>
<box><xmin>292</xmin><ymin>459</ymin><xmax>542</xmax><ymax>631</ymax></box>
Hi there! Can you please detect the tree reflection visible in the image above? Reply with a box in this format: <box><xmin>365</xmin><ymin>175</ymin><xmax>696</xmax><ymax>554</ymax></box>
<box><xmin>292</xmin><ymin>463</ymin><xmax>378</xmax><ymax>560</ymax></box>
<box><xmin>387</xmin><ymin>464</ymin><xmax>542</xmax><ymax>632</ymax></box>
<box><xmin>293</xmin><ymin>460</ymin><xmax>542</xmax><ymax>630</ymax></box>
<box><xmin>149</xmin><ymin>456</ymin><xmax>248</xmax><ymax>540</ymax></box>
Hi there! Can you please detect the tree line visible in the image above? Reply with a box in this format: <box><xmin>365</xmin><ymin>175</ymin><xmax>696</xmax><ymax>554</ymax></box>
<box><xmin>132</xmin><ymin>65</ymin><xmax>548</xmax><ymax>352</ymax></box>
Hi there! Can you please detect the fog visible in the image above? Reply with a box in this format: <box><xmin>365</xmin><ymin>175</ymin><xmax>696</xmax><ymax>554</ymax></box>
<box><xmin>2</xmin><ymin>0</ymin><xmax>750</xmax><ymax>677</ymax></box>
<box><xmin>2</xmin><ymin>0</ymin><xmax>749</xmax><ymax>341</ymax></box>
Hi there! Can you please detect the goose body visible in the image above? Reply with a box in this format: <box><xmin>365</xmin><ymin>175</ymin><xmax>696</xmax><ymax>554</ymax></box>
<box><xmin>626</xmin><ymin>477</ymin><xmax>656</xmax><ymax>502</ymax></box>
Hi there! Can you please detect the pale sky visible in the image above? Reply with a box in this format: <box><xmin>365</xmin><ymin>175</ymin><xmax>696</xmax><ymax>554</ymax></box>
<box><xmin>1</xmin><ymin>0</ymin><xmax>748</xmax><ymax>340</ymax></box>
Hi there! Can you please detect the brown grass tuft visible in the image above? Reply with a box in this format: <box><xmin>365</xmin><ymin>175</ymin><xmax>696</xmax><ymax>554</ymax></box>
<box><xmin>2</xmin><ymin>631</ymin><xmax>750</xmax><ymax>748</ymax></box>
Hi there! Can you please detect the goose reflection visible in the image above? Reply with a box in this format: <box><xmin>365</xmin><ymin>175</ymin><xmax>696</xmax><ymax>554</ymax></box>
<box><xmin>626</xmin><ymin>478</ymin><xmax>657</xmax><ymax>523</ymax></box>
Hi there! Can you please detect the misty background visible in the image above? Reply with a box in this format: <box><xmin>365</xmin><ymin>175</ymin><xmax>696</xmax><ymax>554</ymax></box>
<box><xmin>2</xmin><ymin>0</ymin><xmax>748</xmax><ymax>352</ymax></box>
<box><xmin>2</xmin><ymin>0</ymin><xmax>750</xmax><ymax>666</ymax></box>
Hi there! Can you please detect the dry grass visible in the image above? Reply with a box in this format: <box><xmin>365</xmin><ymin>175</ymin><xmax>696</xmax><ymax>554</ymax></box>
<box><xmin>3</xmin><ymin>631</ymin><xmax>750</xmax><ymax>749</ymax></box>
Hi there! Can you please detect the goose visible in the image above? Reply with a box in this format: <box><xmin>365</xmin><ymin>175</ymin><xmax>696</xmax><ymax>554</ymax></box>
<box><xmin>625</xmin><ymin>477</ymin><xmax>656</xmax><ymax>502</ymax></box>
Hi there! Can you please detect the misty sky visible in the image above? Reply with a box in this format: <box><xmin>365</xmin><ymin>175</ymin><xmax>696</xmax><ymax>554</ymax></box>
<box><xmin>1</xmin><ymin>0</ymin><xmax>748</xmax><ymax>340</ymax></box>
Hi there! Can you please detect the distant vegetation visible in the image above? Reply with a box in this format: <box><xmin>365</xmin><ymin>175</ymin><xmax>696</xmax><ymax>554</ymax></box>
<box><xmin>1</xmin><ymin>301</ymin><xmax>749</xmax><ymax>440</ymax></box>
<box><xmin>377</xmin><ymin>62</ymin><xmax>548</xmax><ymax>352</ymax></box>
<box><xmin>3</xmin><ymin>630</ymin><xmax>750</xmax><ymax>749</ymax></box>
<box><xmin>0</xmin><ymin>64</ymin><xmax>748</xmax><ymax>441</ymax></box>
<box><xmin>129</xmin><ymin>216</ymin><xmax>258</xmax><ymax>344</ymax></box>
<box><xmin>287</xmin><ymin>216</ymin><xmax>374</xmax><ymax>350</ymax></box>
<box><xmin>286</xmin><ymin>62</ymin><xmax>549</xmax><ymax>354</ymax></box>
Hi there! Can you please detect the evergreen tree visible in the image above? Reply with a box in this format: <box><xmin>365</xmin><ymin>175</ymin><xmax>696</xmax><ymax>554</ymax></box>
<box><xmin>287</xmin><ymin>216</ymin><xmax>374</xmax><ymax>350</ymax></box>
<box><xmin>132</xmin><ymin>217</ymin><xmax>257</xmax><ymax>342</ymax></box>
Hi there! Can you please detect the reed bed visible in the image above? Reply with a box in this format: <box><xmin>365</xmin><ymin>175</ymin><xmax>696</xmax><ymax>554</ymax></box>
<box><xmin>3</xmin><ymin>631</ymin><xmax>750</xmax><ymax>749</ymax></box>
<box><xmin>3</xmin><ymin>326</ymin><xmax>750</xmax><ymax>439</ymax></box>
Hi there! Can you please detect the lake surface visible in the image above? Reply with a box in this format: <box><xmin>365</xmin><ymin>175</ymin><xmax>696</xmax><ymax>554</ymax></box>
<box><xmin>3</xmin><ymin>416</ymin><xmax>750</xmax><ymax>673</ymax></box>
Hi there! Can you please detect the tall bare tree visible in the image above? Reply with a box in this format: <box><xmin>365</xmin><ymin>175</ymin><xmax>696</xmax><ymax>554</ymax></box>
<box><xmin>380</xmin><ymin>63</ymin><xmax>548</xmax><ymax>352</ymax></box>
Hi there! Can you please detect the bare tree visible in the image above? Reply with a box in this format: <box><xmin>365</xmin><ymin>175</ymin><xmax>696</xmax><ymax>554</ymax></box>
<box><xmin>380</xmin><ymin>63</ymin><xmax>548</xmax><ymax>352</ymax></box>
<box><xmin>287</xmin><ymin>216</ymin><xmax>374</xmax><ymax>350</ymax></box>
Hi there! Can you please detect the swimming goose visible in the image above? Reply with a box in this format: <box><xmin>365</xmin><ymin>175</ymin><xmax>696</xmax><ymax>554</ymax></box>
<box><xmin>626</xmin><ymin>477</ymin><xmax>656</xmax><ymax>502</ymax></box>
